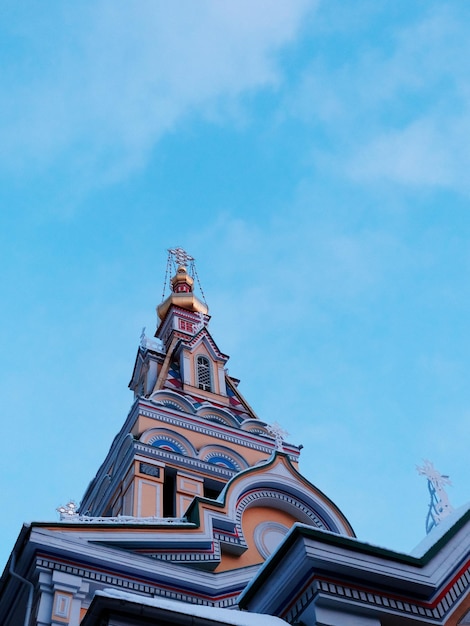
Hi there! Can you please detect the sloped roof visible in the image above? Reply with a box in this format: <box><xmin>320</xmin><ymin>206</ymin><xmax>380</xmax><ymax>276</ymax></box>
<box><xmin>240</xmin><ymin>506</ymin><xmax>470</xmax><ymax>624</ymax></box>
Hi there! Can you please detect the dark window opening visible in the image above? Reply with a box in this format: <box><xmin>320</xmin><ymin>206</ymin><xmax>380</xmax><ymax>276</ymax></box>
<box><xmin>203</xmin><ymin>478</ymin><xmax>225</xmax><ymax>500</ymax></box>
<box><xmin>163</xmin><ymin>468</ymin><xmax>176</xmax><ymax>517</ymax></box>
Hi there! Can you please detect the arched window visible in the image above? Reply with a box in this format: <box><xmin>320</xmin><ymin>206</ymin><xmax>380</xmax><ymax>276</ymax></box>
<box><xmin>196</xmin><ymin>355</ymin><xmax>212</xmax><ymax>392</ymax></box>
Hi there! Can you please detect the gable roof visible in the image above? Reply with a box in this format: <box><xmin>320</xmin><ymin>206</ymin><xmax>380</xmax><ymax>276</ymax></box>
<box><xmin>239</xmin><ymin>505</ymin><xmax>470</xmax><ymax>624</ymax></box>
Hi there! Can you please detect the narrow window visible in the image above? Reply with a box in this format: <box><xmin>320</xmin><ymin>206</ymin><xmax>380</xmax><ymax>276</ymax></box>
<box><xmin>163</xmin><ymin>468</ymin><xmax>176</xmax><ymax>517</ymax></box>
<box><xmin>196</xmin><ymin>355</ymin><xmax>212</xmax><ymax>392</ymax></box>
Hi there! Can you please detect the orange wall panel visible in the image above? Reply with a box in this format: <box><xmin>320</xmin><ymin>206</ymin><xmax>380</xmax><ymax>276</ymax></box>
<box><xmin>216</xmin><ymin>506</ymin><xmax>298</xmax><ymax>572</ymax></box>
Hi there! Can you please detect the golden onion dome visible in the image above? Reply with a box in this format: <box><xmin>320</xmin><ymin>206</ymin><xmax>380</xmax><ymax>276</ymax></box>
<box><xmin>157</xmin><ymin>265</ymin><xmax>208</xmax><ymax>320</ymax></box>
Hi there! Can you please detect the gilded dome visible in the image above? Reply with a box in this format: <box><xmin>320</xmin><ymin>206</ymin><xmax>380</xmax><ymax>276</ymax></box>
<box><xmin>157</xmin><ymin>265</ymin><xmax>208</xmax><ymax>320</ymax></box>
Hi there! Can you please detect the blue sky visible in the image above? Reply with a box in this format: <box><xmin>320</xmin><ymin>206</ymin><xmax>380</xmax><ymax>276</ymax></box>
<box><xmin>1</xmin><ymin>1</ymin><xmax>470</xmax><ymax>570</ymax></box>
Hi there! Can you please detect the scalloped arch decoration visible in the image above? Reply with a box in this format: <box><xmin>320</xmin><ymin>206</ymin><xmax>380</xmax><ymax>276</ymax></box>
<box><xmin>140</xmin><ymin>428</ymin><xmax>197</xmax><ymax>457</ymax></box>
<box><xmin>199</xmin><ymin>445</ymin><xmax>249</xmax><ymax>472</ymax></box>
<box><xmin>148</xmin><ymin>390</ymin><xmax>196</xmax><ymax>414</ymax></box>
<box><xmin>240</xmin><ymin>420</ymin><xmax>270</xmax><ymax>437</ymax></box>
<box><xmin>205</xmin><ymin>415</ymin><xmax>230</xmax><ymax>426</ymax></box>
<box><xmin>206</xmin><ymin>455</ymin><xmax>238</xmax><ymax>470</ymax></box>
<box><xmin>234</xmin><ymin>489</ymin><xmax>331</xmax><ymax>546</ymax></box>
<box><xmin>196</xmin><ymin>406</ymin><xmax>242</xmax><ymax>428</ymax></box>
<box><xmin>151</xmin><ymin>439</ymin><xmax>186</xmax><ymax>454</ymax></box>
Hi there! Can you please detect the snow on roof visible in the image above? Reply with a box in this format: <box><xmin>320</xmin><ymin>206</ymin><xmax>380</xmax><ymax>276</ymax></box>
<box><xmin>97</xmin><ymin>588</ymin><xmax>288</xmax><ymax>625</ymax></box>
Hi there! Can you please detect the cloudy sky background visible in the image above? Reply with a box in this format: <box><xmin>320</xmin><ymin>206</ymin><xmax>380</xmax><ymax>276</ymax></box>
<box><xmin>1</xmin><ymin>0</ymin><xmax>470</xmax><ymax>569</ymax></box>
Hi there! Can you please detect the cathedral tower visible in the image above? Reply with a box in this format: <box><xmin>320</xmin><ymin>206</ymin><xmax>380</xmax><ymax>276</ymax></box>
<box><xmin>0</xmin><ymin>249</ymin><xmax>357</xmax><ymax>626</ymax></box>
<box><xmin>77</xmin><ymin>248</ymin><xmax>353</xmax><ymax>573</ymax></box>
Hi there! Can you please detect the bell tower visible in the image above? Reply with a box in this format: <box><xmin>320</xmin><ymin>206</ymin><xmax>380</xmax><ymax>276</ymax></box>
<box><xmin>0</xmin><ymin>248</ymin><xmax>356</xmax><ymax>626</ymax></box>
<box><xmin>79</xmin><ymin>248</ymin><xmax>302</xmax><ymax>521</ymax></box>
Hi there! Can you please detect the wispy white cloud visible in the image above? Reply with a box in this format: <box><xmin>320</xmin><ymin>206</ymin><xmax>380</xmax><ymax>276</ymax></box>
<box><xmin>285</xmin><ymin>3</ymin><xmax>470</xmax><ymax>193</ymax></box>
<box><xmin>0</xmin><ymin>0</ymin><xmax>315</xmax><ymax>180</ymax></box>
<box><xmin>345</xmin><ymin>6</ymin><xmax>470</xmax><ymax>189</ymax></box>
<box><xmin>347</xmin><ymin>118</ymin><xmax>455</xmax><ymax>187</ymax></box>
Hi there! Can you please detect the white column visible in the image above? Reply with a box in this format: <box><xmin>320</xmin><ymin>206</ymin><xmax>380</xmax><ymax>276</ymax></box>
<box><xmin>36</xmin><ymin>570</ymin><xmax>54</xmax><ymax>626</ymax></box>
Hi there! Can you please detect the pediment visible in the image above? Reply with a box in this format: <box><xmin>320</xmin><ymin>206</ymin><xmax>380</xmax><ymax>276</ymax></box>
<box><xmin>181</xmin><ymin>328</ymin><xmax>228</xmax><ymax>363</ymax></box>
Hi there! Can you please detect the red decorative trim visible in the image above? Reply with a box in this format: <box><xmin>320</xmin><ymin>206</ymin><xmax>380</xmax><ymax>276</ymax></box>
<box><xmin>35</xmin><ymin>552</ymin><xmax>242</xmax><ymax>604</ymax></box>
<box><xmin>281</xmin><ymin>558</ymin><xmax>470</xmax><ymax>621</ymax></box>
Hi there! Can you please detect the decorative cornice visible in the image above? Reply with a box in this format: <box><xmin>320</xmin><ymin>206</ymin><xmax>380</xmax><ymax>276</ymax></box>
<box><xmin>284</xmin><ymin>563</ymin><xmax>470</xmax><ymax>623</ymax></box>
<box><xmin>56</xmin><ymin>515</ymin><xmax>188</xmax><ymax>525</ymax></box>
<box><xmin>35</xmin><ymin>556</ymin><xmax>242</xmax><ymax>608</ymax></box>
<box><xmin>240</xmin><ymin>512</ymin><xmax>470</xmax><ymax>624</ymax></box>
<box><xmin>134</xmin><ymin>442</ymin><xmax>237</xmax><ymax>479</ymax></box>
<box><xmin>137</xmin><ymin>540</ymin><xmax>221</xmax><ymax>566</ymax></box>
<box><xmin>138</xmin><ymin>406</ymin><xmax>296</xmax><ymax>459</ymax></box>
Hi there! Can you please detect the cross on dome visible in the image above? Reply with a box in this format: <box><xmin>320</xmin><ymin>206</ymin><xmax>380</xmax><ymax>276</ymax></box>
<box><xmin>266</xmin><ymin>422</ymin><xmax>290</xmax><ymax>451</ymax></box>
<box><xmin>168</xmin><ymin>247</ymin><xmax>194</xmax><ymax>268</ymax></box>
<box><xmin>417</xmin><ymin>459</ymin><xmax>452</xmax><ymax>489</ymax></box>
<box><xmin>417</xmin><ymin>459</ymin><xmax>454</xmax><ymax>533</ymax></box>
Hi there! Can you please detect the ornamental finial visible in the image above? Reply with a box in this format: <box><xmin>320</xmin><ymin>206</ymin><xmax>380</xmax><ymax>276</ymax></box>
<box><xmin>168</xmin><ymin>247</ymin><xmax>194</xmax><ymax>268</ymax></box>
<box><xmin>57</xmin><ymin>500</ymin><xmax>79</xmax><ymax>520</ymax></box>
<box><xmin>266</xmin><ymin>422</ymin><xmax>290</xmax><ymax>451</ymax></box>
<box><xmin>417</xmin><ymin>460</ymin><xmax>454</xmax><ymax>534</ymax></box>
